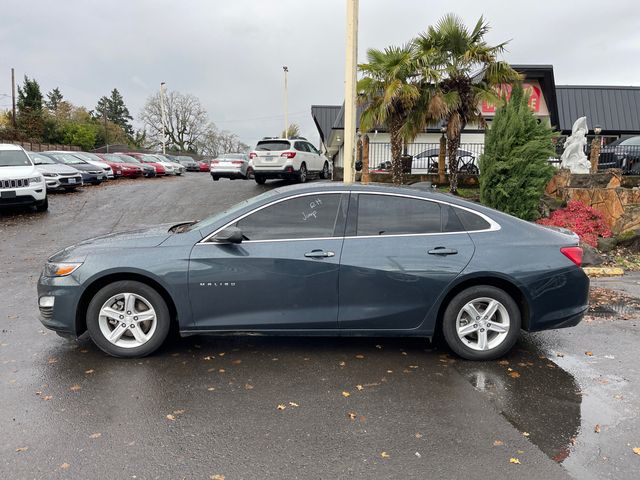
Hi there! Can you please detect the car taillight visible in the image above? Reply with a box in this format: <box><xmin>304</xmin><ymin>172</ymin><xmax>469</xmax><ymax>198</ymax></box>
<box><xmin>249</xmin><ymin>152</ymin><xmax>257</xmax><ymax>159</ymax></box>
<box><xmin>560</xmin><ymin>246</ymin><xmax>583</xmax><ymax>267</ymax></box>
<box><xmin>281</xmin><ymin>151</ymin><xmax>296</xmax><ymax>159</ymax></box>
<box><xmin>232</xmin><ymin>160</ymin><xmax>244</xmax><ymax>165</ymax></box>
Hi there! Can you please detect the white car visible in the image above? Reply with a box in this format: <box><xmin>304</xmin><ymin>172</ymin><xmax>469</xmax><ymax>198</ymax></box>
<box><xmin>0</xmin><ymin>144</ymin><xmax>48</xmax><ymax>211</ymax></box>
<box><xmin>29</xmin><ymin>152</ymin><xmax>83</xmax><ymax>191</ymax></box>
<box><xmin>47</xmin><ymin>151</ymin><xmax>114</xmax><ymax>179</ymax></box>
<box><xmin>151</xmin><ymin>154</ymin><xmax>185</xmax><ymax>176</ymax></box>
<box><xmin>249</xmin><ymin>137</ymin><xmax>331</xmax><ymax>184</ymax></box>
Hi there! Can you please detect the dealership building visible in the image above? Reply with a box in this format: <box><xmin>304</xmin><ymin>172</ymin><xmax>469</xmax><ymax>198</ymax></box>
<box><xmin>312</xmin><ymin>65</ymin><xmax>640</xmax><ymax>170</ymax></box>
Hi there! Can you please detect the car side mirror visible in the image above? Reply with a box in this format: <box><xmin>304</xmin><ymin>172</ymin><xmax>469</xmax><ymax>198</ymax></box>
<box><xmin>212</xmin><ymin>227</ymin><xmax>243</xmax><ymax>244</ymax></box>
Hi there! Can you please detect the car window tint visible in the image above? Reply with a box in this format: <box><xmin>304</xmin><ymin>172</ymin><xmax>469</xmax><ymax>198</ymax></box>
<box><xmin>236</xmin><ymin>194</ymin><xmax>344</xmax><ymax>241</ymax></box>
<box><xmin>294</xmin><ymin>141</ymin><xmax>307</xmax><ymax>152</ymax></box>
<box><xmin>307</xmin><ymin>143</ymin><xmax>320</xmax><ymax>154</ymax></box>
<box><xmin>256</xmin><ymin>140</ymin><xmax>291</xmax><ymax>151</ymax></box>
<box><xmin>621</xmin><ymin>137</ymin><xmax>640</xmax><ymax>146</ymax></box>
<box><xmin>356</xmin><ymin>194</ymin><xmax>441</xmax><ymax>236</ymax></box>
<box><xmin>453</xmin><ymin>207</ymin><xmax>491</xmax><ymax>231</ymax></box>
<box><xmin>442</xmin><ymin>205</ymin><xmax>465</xmax><ymax>232</ymax></box>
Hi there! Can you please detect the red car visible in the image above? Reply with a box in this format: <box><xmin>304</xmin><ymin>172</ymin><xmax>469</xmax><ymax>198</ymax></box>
<box><xmin>198</xmin><ymin>161</ymin><xmax>209</xmax><ymax>172</ymax></box>
<box><xmin>96</xmin><ymin>153</ymin><xmax>144</xmax><ymax>178</ymax></box>
<box><xmin>122</xmin><ymin>152</ymin><xmax>166</xmax><ymax>176</ymax></box>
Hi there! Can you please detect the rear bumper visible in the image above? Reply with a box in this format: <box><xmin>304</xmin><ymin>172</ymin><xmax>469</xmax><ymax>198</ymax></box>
<box><xmin>211</xmin><ymin>168</ymin><xmax>245</xmax><ymax>179</ymax></box>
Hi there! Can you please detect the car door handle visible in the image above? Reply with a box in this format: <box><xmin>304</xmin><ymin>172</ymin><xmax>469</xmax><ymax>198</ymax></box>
<box><xmin>305</xmin><ymin>250</ymin><xmax>335</xmax><ymax>258</ymax></box>
<box><xmin>428</xmin><ymin>247</ymin><xmax>458</xmax><ymax>256</ymax></box>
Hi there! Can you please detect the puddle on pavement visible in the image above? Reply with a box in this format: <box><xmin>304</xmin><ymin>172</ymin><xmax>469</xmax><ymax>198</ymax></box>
<box><xmin>589</xmin><ymin>287</ymin><xmax>640</xmax><ymax>318</ymax></box>
<box><xmin>453</xmin><ymin>343</ymin><xmax>582</xmax><ymax>464</ymax></box>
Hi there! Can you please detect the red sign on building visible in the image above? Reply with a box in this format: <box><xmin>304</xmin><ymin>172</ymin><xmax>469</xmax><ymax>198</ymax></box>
<box><xmin>481</xmin><ymin>82</ymin><xmax>542</xmax><ymax>114</ymax></box>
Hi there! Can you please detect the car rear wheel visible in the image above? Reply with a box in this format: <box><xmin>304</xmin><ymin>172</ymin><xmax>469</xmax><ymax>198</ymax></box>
<box><xmin>255</xmin><ymin>175</ymin><xmax>266</xmax><ymax>185</ymax></box>
<box><xmin>320</xmin><ymin>161</ymin><xmax>330</xmax><ymax>179</ymax></box>
<box><xmin>442</xmin><ymin>285</ymin><xmax>520</xmax><ymax>361</ymax></box>
<box><xmin>86</xmin><ymin>280</ymin><xmax>171</xmax><ymax>358</ymax></box>
<box><xmin>297</xmin><ymin>163</ymin><xmax>307</xmax><ymax>183</ymax></box>
<box><xmin>212</xmin><ymin>176</ymin><xmax>219</xmax><ymax>181</ymax></box>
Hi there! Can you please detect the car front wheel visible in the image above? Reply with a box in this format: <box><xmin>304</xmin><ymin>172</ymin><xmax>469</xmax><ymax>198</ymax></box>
<box><xmin>86</xmin><ymin>280</ymin><xmax>171</xmax><ymax>358</ymax></box>
<box><xmin>441</xmin><ymin>285</ymin><xmax>520</xmax><ymax>361</ymax></box>
<box><xmin>320</xmin><ymin>161</ymin><xmax>330</xmax><ymax>179</ymax></box>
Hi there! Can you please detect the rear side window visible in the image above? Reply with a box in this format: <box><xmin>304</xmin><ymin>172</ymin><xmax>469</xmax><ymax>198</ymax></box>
<box><xmin>454</xmin><ymin>207</ymin><xmax>491</xmax><ymax>231</ymax></box>
<box><xmin>356</xmin><ymin>194</ymin><xmax>441</xmax><ymax>236</ymax></box>
<box><xmin>256</xmin><ymin>140</ymin><xmax>291</xmax><ymax>151</ymax></box>
<box><xmin>236</xmin><ymin>193</ymin><xmax>345</xmax><ymax>241</ymax></box>
<box><xmin>294</xmin><ymin>142</ymin><xmax>309</xmax><ymax>152</ymax></box>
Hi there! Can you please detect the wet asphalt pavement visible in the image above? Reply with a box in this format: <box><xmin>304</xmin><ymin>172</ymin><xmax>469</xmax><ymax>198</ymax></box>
<box><xmin>1</xmin><ymin>173</ymin><xmax>639</xmax><ymax>479</ymax></box>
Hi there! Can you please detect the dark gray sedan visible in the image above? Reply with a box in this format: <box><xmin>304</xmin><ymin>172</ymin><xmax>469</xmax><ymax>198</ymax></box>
<box><xmin>37</xmin><ymin>183</ymin><xmax>589</xmax><ymax>360</ymax></box>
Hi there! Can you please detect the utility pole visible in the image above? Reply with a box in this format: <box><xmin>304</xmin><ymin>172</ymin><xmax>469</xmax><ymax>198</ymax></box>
<box><xmin>160</xmin><ymin>82</ymin><xmax>167</xmax><ymax>154</ymax></box>
<box><xmin>342</xmin><ymin>0</ymin><xmax>359</xmax><ymax>184</ymax></box>
<box><xmin>282</xmin><ymin>66</ymin><xmax>289</xmax><ymax>138</ymax></box>
<box><xmin>103</xmin><ymin>111</ymin><xmax>109</xmax><ymax>153</ymax></box>
<box><xmin>11</xmin><ymin>68</ymin><xmax>17</xmax><ymax>128</ymax></box>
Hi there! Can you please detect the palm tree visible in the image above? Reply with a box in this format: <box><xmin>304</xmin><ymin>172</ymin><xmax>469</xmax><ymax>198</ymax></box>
<box><xmin>415</xmin><ymin>14</ymin><xmax>521</xmax><ymax>194</ymax></box>
<box><xmin>281</xmin><ymin>123</ymin><xmax>301</xmax><ymax>139</ymax></box>
<box><xmin>357</xmin><ymin>44</ymin><xmax>428</xmax><ymax>185</ymax></box>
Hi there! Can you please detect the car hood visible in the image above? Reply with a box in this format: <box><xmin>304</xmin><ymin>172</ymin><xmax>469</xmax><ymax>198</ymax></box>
<box><xmin>35</xmin><ymin>163</ymin><xmax>79</xmax><ymax>174</ymax></box>
<box><xmin>48</xmin><ymin>224</ymin><xmax>175</xmax><ymax>262</ymax></box>
<box><xmin>0</xmin><ymin>165</ymin><xmax>38</xmax><ymax>177</ymax></box>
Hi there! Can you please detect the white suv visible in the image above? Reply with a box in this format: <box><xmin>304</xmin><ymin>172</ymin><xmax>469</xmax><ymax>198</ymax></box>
<box><xmin>0</xmin><ymin>144</ymin><xmax>47</xmax><ymax>211</ymax></box>
<box><xmin>249</xmin><ymin>137</ymin><xmax>331</xmax><ymax>184</ymax></box>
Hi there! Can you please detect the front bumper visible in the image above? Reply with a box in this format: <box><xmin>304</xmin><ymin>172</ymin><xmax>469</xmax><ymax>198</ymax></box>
<box><xmin>37</xmin><ymin>274</ymin><xmax>83</xmax><ymax>335</ymax></box>
<box><xmin>80</xmin><ymin>172</ymin><xmax>106</xmax><ymax>184</ymax></box>
<box><xmin>0</xmin><ymin>185</ymin><xmax>47</xmax><ymax>206</ymax></box>
<box><xmin>44</xmin><ymin>174</ymin><xmax>83</xmax><ymax>190</ymax></box>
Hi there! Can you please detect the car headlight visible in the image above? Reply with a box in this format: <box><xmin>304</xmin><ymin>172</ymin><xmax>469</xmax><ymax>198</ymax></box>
<box><xmin>42</xmin><ymin>173</ymin><xmax>58</xmax><ymax>178</ymax></box>
<box><xmin>29</xmin><ymin>176</ymin><xmax>43</xmax><ymax>184</ymax></box>
<box><xmin>43</xmin><ymin>262</ymin><xmax>83</xmax><ymax>277</ymax></box>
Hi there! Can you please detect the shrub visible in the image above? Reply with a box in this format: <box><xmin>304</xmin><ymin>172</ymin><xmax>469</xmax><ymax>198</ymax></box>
<box><xmin>479</xmin><ymin>83</ymin><xmax>556</xmax><ymax>221</ymax></box>
<box><xmin>537</xmin><ymin>200</ymin><xmax>612</xmax><ymax>247</ymax></box>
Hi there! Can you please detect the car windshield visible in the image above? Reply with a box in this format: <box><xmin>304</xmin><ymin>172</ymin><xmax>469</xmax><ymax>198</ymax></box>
<box><xmin>620</xmin><ymin>137</ymin><xmax>640</xmax><ymax>146</ymax></box>
<box><xmin>102</xmin><ymin>154</ymin><xmax>125</xmax><ymax>163</ymax></box>
<box><xmin>73</xmin><ymin>152</ymin><xmax>102</xmax><ymax>162</ymax></box>
<box><xmin>52</xmin><ymin>153</ymin><xmax>86</xmax><ymax>164</ymax></box>
<box><xmin>30</xmin><ymin>153</ymin><xmax>56</xmax><ymax>165</ymax></box>
<box><xmin>185</xmin><ymin>189</ymin><xmax>280</xmax><ymax>232</ymax></box>
<box><xmin>0</xmin><ymin>149</ymin><xmax>32</xmax><ymax>167</ymax></box>
<box><xmin>116</xmin><ymin>154</ymin><xmax>141</xmax><ymax>163</ymax></box>
<box><xmin>140</xmin><ymin>155</ymin><xmax>158</xmax><ymax>163</ymax></box>
<box><xmin>256</xmin><ymin>140</ymin><xmax>290</xmax><ymax>151</ymax></box>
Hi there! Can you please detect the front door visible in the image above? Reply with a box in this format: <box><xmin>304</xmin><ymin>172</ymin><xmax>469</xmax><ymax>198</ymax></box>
<box><xmin>338</xmin><ymin>193</ymin><xmax>475</xmax><ymax>331</ymax></box>
<box><xmin>189</xmin><ymin>192</ymin><xmax>348</xmax><ymax>330</ymax></box>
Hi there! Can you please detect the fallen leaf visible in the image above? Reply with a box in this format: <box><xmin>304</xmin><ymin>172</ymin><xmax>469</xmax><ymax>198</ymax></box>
<box><xmin>79</xmin><ymin>349</ymin><xmax>88</xmax><ymax>353</ymax></box>
<box><xmin>493</xmin><ymin>440</ymin><xmax>504</xmax><ymax>446</ymax></box>
<box><xmin>203</xmin><ymin>356</ymin><xmax>213</xmax><ymax>361</ymax></box>
<box><xmin>43</xmin><ymin>395</ymin><xmax>52</xmax><ymax>401</ymax></box>
<box><xmin>207</xmin><ymin>387</ymin><xmax>215</xmax><ymax>391</ymax></box>
<box><xmin>84</xmin><ymin>369</ymin><xmax>94</xmax><ymax>374</ymax></box>
<box><xmin>509</xmin><ymin>372</ymin><xmax>521</xmax><ymax>378</ymax></box>
<box><xmin>218</xmin><ymin>369</ymin><xmax>225</xmax><ymax>373</ymax></box>
<box><xmin>375</xmin><ymin>344</ymin><xmax>382</xmax><ymax>349</ymax></box>
<box><xmin>244</xmin><ymin>384</ymin><xmax>254</xmax><ymax>390</ymax></box>
<box><xmin>218</xmin><ymin>352</ymin><xmax>226</xmax><ymax>356</ymax></box>
<box><xmin>594</xmin><ymin>424</ymin><xmax>601</xmax><ymax>433</ymax></box>
<box><xmin>498</xmin><ymin>360</ymin><xmax>509</xmax><ymax>365</ymax></box>
<box><xmin>509</xmin><ymin>458</ymin><xmax>521</xmax><ymax>465</ymax></box>
<box><xmin>387</xmin><ymin>370</ymin><xmax>393</xmax><ymax>374</ymax></box>
<box><xmin>522</xmin><ymin>432</ymin><xmax>529</xmax><ymax>437</ymax></box>
<box><xmin>356</xmin><ymin>385</ymin><xmax>364</xmax><ymax>391</ymax></box>
<box><xmin>276</xmin><ymin>404</ymin><xmax>286</xmax><ymax>411</ymax></box>
<box><xmin>231</xmin><ymin>359</ymin><xmax>242</xmax><ymax>365</ymax></box>
<box><xmin>288</xmin><ymin>402</ymin><xmax>299</xmax><ymax>407</ymax></box>
<box><xmin>166</xmin><ymin>414</ymin><xmax>176</xmax><ymax>421</ymax></box>
<box><xmin>342</xmin><ymin>391</ymin><xmax>351</xmax><ymax>398</ymax></box>
<box><xmin>415</xmin><ymin>433</ymin><xmax>423</xmax><ymax>439</ymax></box>
<box><xmin>47</xmin><ymin>357</ymin><xmax>58</xmax><ymax>364</ymax></box>
<box><xmin>69</xmin><ymin>384</ymin><xmax>81</xmax><ymax>392</ymax></box>
<box><xmin>173</xmin><ymin>409</ymin><xmax>185</xmax><ymax>415</ymax></box>
<box><xmin>60</xmin><ymin>463</ymin><xmax>70</xmax><ymax>470</ymax></box>
<box><xmin>89</xmin><ymin>433</ymin><xmax>101</xmax><ymax>439</ymax></box>
<box><xmin>347</xmin><ymin>412</ymin><xmax>357</xmax><ymax>420</ymax></box>
<box><xmin>633</xmin><ymin>447</ymin><xmax>640</xmax><ymax>455</ymax></box>
<box><xmin>339</xmin><ymin>361</ymin><xmax>346</xmax><ymax>367</ymax></box>
<box><xmin>401</xmin><ymin>352</ymin><xmax>408</xmax><ymax>356</ymax></box>
<box><xmin>380</xmin><ymin>451</ymin><xmax>390</xmax><ymax>459</ymax></box>
<box><xmin>355</xmin><ymin>354</ymin><xmax>365</xmax><ymax>359</ymax></box>
<box><xmin>210</xmin><ymin>475</ymin><xmax>225</xmax><ymax>480</ymax></box>
<box><xmin>15</xmin><ymin>447</ymin><xmax>28</xmax><ymax>452</ymax></box>
<box><xmin>585</xmin><ymin>351</ymin><xmax>593</xmax><ymax>356</ymax></box>
<box><xmin>409</xmin><ymin>365</ymin><xmax>419</xmax><ymax>369</ymax></box>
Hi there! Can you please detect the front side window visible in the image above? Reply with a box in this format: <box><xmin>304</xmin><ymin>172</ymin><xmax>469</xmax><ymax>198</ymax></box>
<box><xmin>307</xmin><ymin>143</ymin><xmax>320</xmax><ymax>155</ymax></box>
<box><xmin>236</xmin><ymin>194</ymin><xmax>345</xmax><ymax>241</ymax></box>
<box><xmin>356</xmin><ymin>194</ymin><xmax>441</xmax><ymax>236</ymax></box>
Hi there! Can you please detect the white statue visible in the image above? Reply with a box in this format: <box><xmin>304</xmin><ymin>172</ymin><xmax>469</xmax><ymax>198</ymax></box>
<box><xmin>560</xmin><ymin>116</ymin><xmax>591</xmax><ymax>174</ymax></box>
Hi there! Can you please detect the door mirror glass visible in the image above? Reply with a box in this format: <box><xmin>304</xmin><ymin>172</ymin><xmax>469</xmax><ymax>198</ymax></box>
<box><xmin>212</xmin><ymin>227</ymin><xmax>243</xmax><ymax>244</ymax></box>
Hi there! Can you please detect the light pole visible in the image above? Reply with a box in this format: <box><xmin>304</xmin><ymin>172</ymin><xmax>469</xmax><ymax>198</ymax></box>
<box><xmin>342</xmin><ymin>0</ymin><xmax>359</xmax><ymax>184</ymax></box>
<box><xmin>160</xmin><ymin>82</ymin><xmax>167</xmax><ymax>154</ymax></box>
<box><xmin>283</xmin><ymin>66</ymin><xmax>289</xmax><ymax>138</ymax></box>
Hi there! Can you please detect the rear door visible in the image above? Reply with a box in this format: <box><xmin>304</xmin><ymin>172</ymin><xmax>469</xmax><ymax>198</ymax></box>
<box><xmin>338</xmin><ymin>193</ymin><xmax>475</xmax><ymax>331</ymax></box>
<box><xmin>189</xmin><ymin>192</ymin><xmax>349</xmax><ymax>330</ymax></box>
<box><xmin>306</xmin><ymin>142</ymin><xmax>324</xmax><ymax>171</ymax></box>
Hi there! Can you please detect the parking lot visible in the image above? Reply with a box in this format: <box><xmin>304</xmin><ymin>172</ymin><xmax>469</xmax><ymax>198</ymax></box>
<box><xmin>1</xmin><ymin>173</ymin><xmax>639</xmax><ymax>479</ymax></box>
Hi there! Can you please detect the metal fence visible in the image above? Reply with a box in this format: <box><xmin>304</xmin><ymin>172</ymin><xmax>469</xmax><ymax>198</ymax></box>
<box><xmin>597</xmin><ymin>145</ymin><xmax>640</xmax><ymax>173</ymax></box>
<box><xmin>368</xmin><ymin>142</ymin><xmax>485</xmax><ymax>174</ymax></box>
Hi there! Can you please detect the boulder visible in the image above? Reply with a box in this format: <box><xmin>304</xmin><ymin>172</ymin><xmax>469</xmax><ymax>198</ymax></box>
<box><xmin>581</xmin><ymin>243</ymin><xmax>604</xmax><ymax>266</ymax></box>
<box><xmin>596</xmin><ymin>237</ymin><xmax>617</xmax><ymax>253</ymax></box>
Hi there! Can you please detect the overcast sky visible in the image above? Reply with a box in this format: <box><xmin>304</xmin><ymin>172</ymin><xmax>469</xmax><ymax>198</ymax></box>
<box><xmin>2</xmin><ymin>0</ymin><xmax>639</xmax><ymax>147</ymax></box>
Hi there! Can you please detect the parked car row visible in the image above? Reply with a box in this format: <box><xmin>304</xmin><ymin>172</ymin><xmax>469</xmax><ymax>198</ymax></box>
<box><xmin>0</xmin><ymin>143</ymin><xmax>211</xmax><ymax>213</ymax></box>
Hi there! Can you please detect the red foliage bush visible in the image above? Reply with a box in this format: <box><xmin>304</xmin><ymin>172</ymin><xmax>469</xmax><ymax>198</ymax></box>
<box><xmin>537</xmin><ymin>200</ymin><xmax>612</xmax><ymax>247</ymax></box>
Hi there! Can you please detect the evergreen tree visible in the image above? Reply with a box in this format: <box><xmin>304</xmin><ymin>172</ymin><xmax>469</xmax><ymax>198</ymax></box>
<box><xmin>479</xmin><ymin>83</ymin><xmax>556</xmax><ymax>221</ymax></box>
<box><xmin>16</xmin><ymin>75</ymin><xmax>44</xmax><ymax>138</ymax></box>
<box><xmin>45</xmin><ymin>87</ymin><xmax>64</xmax><ymax>111</ymax></box>
<box><xmin>94</xmin><ymin>88</ymin><xmax>133</xmax><ymax>136</ymax></box>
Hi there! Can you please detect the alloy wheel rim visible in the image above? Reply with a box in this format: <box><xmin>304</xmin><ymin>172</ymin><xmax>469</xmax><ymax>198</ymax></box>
<box><xmin>98</xmin><ymin>292</ymin><xmax>157</xmax><ymax>348</ymax></box>
<box><xmin>323</xmin><ymin>163</ymin><xmax>328</xmax><ymax>177</ymax></box>
<box><xmin>455</xmin><ymin>297</ymin><xmax>510</xmax><ymax>351</ymax></box>
<box><xmin>300</xmin><ymin>165</ymin><xmax>307</xmax><ymax>181</ymax></box>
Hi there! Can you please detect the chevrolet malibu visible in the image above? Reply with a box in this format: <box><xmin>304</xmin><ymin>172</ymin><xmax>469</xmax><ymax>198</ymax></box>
<box><xmin>37</xmin><ymin>184</ymin><xmax>589</xmax><ymax>360</ymax></box>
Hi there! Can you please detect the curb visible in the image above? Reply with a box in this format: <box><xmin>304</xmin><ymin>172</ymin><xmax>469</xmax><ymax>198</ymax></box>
<box><xmin>583</xmin><ymin>267</ymin><xmax>625</xmax><ymax>277</ymax></box>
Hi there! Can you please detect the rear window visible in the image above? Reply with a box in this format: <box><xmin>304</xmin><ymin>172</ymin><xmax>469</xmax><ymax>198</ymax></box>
<box><xmin>256</xmin><ymin>140</ymin><xmax>291</xmax><ymax>151</ymax></box>
<box><xmin>454</xmin><ymin>208</ymin><xmax>491</xmax><ymax>231</ymax></box>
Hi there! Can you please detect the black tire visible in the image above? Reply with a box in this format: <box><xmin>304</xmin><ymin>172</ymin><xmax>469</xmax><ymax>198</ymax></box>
<box><xmin>441</xmin><ymin>285</ymin><xmax>520</xmax><ymax>361</ymax></box>
<box><xmin>212</xmin><ymin>176</ymin><xmax>219</xmax><ymax>181</ymax></box>
<box><xmin>35</xmin><ymin>197</ymin><xmax>48</xmax><ymax>212</ymax></box>
<box><xmin>297</xmin><ymin>163</ymin><xmax>307</xmax><ymax>183</ymax></box>
<box><xmin>86</xmin><ymin>280</ymin><xmax>171</xmax><ymax>358</ymax></box>
<box><xmin>320</xmin><ymin>161</ymin><xmax>330</xmax><ymax>179</ymax></box>
<box><xmin>245</xmin><ymin>169</ymin><xmax>254</xmax><ymax>180</ymax></box>
<box><xmin>255</xmin><ymin>175</ymin><xmax>266</xmax><ymax>185</ymax></box>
